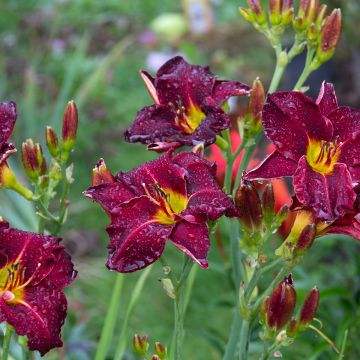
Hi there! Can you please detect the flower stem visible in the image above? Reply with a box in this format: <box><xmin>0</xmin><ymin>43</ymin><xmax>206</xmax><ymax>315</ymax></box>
<box><xmin>114</xmin><ymin>266</ymin><xmax>152</xmax><ymax>360</ymax></box>
<box><xmin>293</xmin><ymin>47</ymin><xmax>315</xmax><ymax>91</ymax></box>
<box><xmin>95</xmin><ymin>274</ymin><xmax>124</xmax><ymax>360</ymax></box>
<box><xmin>238</xmin><ymin>319</ymin><xmax>250</xmax><ymax>360</ymax></box>
<box><xmin>2</xmin><ymin>324</ymin><xmax>14</xmax><ymax>360</ymax></box>
<box><xmin>268</xmin><ymin>46</ymin><xmax>286</xmax><ymax>94</ymax></box>
<box><xmin>173</xmin><ymin>257</ymin><xmax>193</xmax><ymax>360</ymax></box>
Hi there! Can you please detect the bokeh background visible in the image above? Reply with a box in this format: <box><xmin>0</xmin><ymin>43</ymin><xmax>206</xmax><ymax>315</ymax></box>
<box><xmin>0</xmin><ymin>0</ymin><xmax>360</xmax><ymax>359</ymax></box>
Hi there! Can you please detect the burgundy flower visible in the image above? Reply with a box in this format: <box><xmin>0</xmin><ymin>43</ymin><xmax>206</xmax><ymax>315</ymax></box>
<box><xmin>84</xmin><ymin>151</ymin><xmax>236</xmax><ymax>272</ymax></box>
<box><xmin>246</xmin><ymin>82</ymin><xmax>360</xmax><ymax>221</ymax></box>
<box><xmin>125</xmin><ymin>56</ymin><xmax>249</xmax><ymax>150</ymax></box>
<box><xmin>0</xmin><ymin>102</ymin><xmax>17</xmax><ymax>165</ymax></box>
<box><xmin>0</xmin><ymin>220</ymin><xmax>76</xmax><ymax>355</ymax></box>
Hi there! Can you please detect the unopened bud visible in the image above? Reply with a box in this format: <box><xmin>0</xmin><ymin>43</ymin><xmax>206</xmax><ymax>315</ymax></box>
<box><xmin>266</xmin><ymin>274</ymin><xmax>296</xmax><ymax>331</ymax></box>
<box><xmin>92</xmin><ymin>159</ymin><xmax>115</xmax><ymax>186</ymax></box>
<box><xmin>247</xmin><ymin>77</ymin><xmax>265</xmax><ymax>126</ymax></box>
<box><xmin>299</xmin><ymin>287</ymin><xmax>319</xmax><ymax>327</ymax></box>
<box><xmin>0</xmin><ymin>161</ymin><xmax>33</xmax><ymax>200</ymax></box>
<box><xmin>316</xmin><ymin>9</ymin><xmax>342</xmax><ymax>64</ymax></box>
<box><xmin>154</xmin><ymin>342</ymin><xmax>167</xmax><ymax>359</ymax></box>
<box><xmin>281</xmin><ymin>0</ymin><xmax>294</xmax><ymax>26</ymax></box>
<box><xmin>262</xmin><ymin>183</ymin><xmax>275</xmax><ymax>228</ymax></box>
<box><xmin>294</xmin><ymin>0</ymin><xmax>318</xmax><ymax>31</ymax></box>
<box><xmin>286</xmin><ymin>318</ymin><xmax>298</xmax><ymax>338</ymax></box>
<box><xmin>315</xmin><ymin>4</ymin><xmax>327</xmax><ymax>27</ymax></box>
<box><xmin>45</xmin><ymin>126</ymin><xmax>60</xmax><ymax>158</ymax></box>
<box><xmin>294</xmin><ymin>223</ymin><xmax>316</xmax><ymax>256</ymax></box>
<box><xmin>21</xmin><ymin>139</ymin><xmax>47</xmax><ymax>181</ymax></box>
<box><xmin>239</xmin><ymin>7</ymin><xmax>255</xmax><ymax>23</ymax></box>
<box><xmin>235</xmin><ymin>182</ymin><xmax>263</xmax><ymax>231</ymax></box>
<box><xmin>247</xmin><ymin>0</ymin><xmax>267</xmax><ymax>25</ymax></box>
<box><xmin>269</xmin><ymin>0</ymin><xmax>282</xmax><ymax>26</ymax></box>
<box><xmin>61</xmin><ymin>100</ymin><xmax>78</xmax><ymax>161</ymax></box>
<box><xmin>133</xmin><ymin>334</ymin><xmax>149</xmax><ymax>355</ymax></box>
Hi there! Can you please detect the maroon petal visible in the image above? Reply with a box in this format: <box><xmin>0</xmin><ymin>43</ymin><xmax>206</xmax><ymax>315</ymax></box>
<box><xmin>293</xmin><ymin>156</ymin><xmax>355</xmax><ymax>221</ymax></box>
<box><xmin>348</xmin><ymin>165</ymin><xmax>360</xmax><ymax>183</ymax></box>
<box><xmin>0</xmin><ymin>102</ymin><xmax>17</xmax><ymax>149</ymax></box>
<box><xmin>125</xmin><ymin>104</ymin><xmax>180</xmax><ymax>145</ymax></box>
<box><xmin>263</xmin><ymin>92</ymin><xmax>333</xmax><ymax>160</ymax></box>
<box><xmin>245</xmin><ymin>150</ymin><xmax>298</xmax><ymax>179</ymax></box>
<box><xmin>328</xmin><ymin>107</ymin><xmax>360</xmax><ymax>142</ymax></box>
<box><xmin>338</xmin><ymin>132</ymin><xmax>360</xmax><ymax>168</ymax></box>
<box><xmin>155</xmin><ymin>56</ymin><xmax>215</xmax><ymax>108</ymax></box>
<box><xmin>316</xmin><ymin>81</ymin><xmax>338</xmax><ymax>117</ymax></box>
<box><xmin>322</xmin><ymin>219</ymin><xmax>360</xmax><ymax>240</ymax></box>
<box><xmin>0</xmin><ymin>286</ymin><xmax>67</xmax><ymax>356</ymax></box>
<box><xmin>170</xmin><ymin>222</ymin><xmax>209</xmax><ymax>268</ymax></box>
<box><xmin>106</xmin><ymin>196</ymin><xmax>173</xmax><ymax>272</ymax></box>
<box><xmin>118</xmin><ymin>151</ymin><xmax>187</xmax><ymax>198</ymax></box>
<box><xmin>211</xmin><ymin>80</ymin><xmax>250</xmax><ymax>105</ymax></box>
<box><xmin>83</xmin><ymin>182</ymin><xmax>134</xmax><ymax>213</ymax></box>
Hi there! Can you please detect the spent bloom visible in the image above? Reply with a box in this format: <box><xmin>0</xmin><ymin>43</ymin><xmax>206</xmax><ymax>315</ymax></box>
<box><xmin>0</xmin><ymin>220</ymin><xmax>76</xmax><ymax>355</ymax></box>
<box><xmin>125</xmin><ymin>56</ymin><xmax>249</xmax><ymax>151</ymax></box>
<box><xmin>84</xmin><ymin>151</ymin><xmax>236</xmax><ymax>272</ymax></box>
<box><xmin>246</xmin><ymin>82</ymin><xmax>360</xmax><ymax>222</ymax></box>
<box><xmin>0</xmin><ymin>101</ymin><xmax>17</xmax><ymax>165</ymax></box>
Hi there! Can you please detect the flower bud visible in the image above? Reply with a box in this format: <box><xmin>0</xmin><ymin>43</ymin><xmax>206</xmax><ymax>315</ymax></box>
<box><xmin>269</xmin><ymin>0</ymin><xmax>282</xmax><ymax>26</ymax></box>
<box><xmin>315</xmin><ymin>4</ymin><xmax>327</xmax><ymax>27</ymax></box>
<box><xmin>299</xmin><ymin>287</ymin><xmax>319</xmax><ymax>327</ymax></box>
<box><xmin>0</xmin><ymin>161</ymin><xmax>33</xmax><ymax>200</ymax></box>
<box><xmin>246</xmin><ymin>0</ymin><xmax>267</xmax><ymax>25</ymax></box>
<box><xmin>133</xmin><ymin>334</ymin><xmax>149</xmax><ymax>355</ymax></box>
<box><xmin>154</xmin><ymin>342</ymin><xmax>167</xmax><ymax>359</ymax></box>
<box><xmin>294</xmin><ymin>0</ymin><xmax>318</xmax><ymax>32</ymax></box>
<box><xmin>246</xmin><ymin>77</ymin><xmax>265</xmax><ymax>126</ymax></box>
<box><xmin>239</xmin><ymin>8</ymin><xmax>255</xmax><ymax>23</ymax></box>
<box><xmin>262</xmin><ymin>183</ymin><xmax>275</xmax><ymax>228</ymax></box>
<box><xmin>316</xmin><ymin>9</ymin><xmax>342</xmax><ymax>64</ymax></box>
<box><xmin>266</xmin><ymin>274</ymin><xmax>296</xmax><ymax>331</ymax></box>
<box><xmin>235</xmin><ymin>182</ymin><xmax>263</xmax><ymax>231</ymax></box>
<box><xmin>45</xmin><ymin>126</ymin><xmax>60</xmax><ymax>158</ymax></box>
<box><xmin>294</xmin><ymin>223</ymin><xmax>316</xmax><ymax>256</ymax></box>
<box><xmin>151</xmin><ymin>356</ymin><xmax>160</xmax><ymax>360</ymax></box>
<box><xmin>61</xmin><ymin>100</ymin><xmax>78</xmax><ymax>162</ymax></box>
<box><xmin>21</xmin><ymin>139</ymin><xmax>47</xmax><ymax>182</ymax></box>
<box><xmin>286</xmin><ymin>318</ymin><xmax>298</xmax><ymax>338</ymax></box>
<box><xmin>92</xmin><ymin>158</ymin><xmax>115</xmax><ymax>186</ymax></box>
<box><xmin>281</xmin><ymin>0</ymin><xmax>294</xmax><ymax>26</ymax></box>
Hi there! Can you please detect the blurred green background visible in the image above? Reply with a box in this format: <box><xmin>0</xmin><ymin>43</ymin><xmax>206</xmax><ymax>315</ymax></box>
<box><xmin>1</xmin><ymin>0</ymin><xmax>360</xmax><ymax>359</ymax></box>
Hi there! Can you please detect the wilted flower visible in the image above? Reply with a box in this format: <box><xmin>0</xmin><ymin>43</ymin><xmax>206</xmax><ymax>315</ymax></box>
<box><xmin>84</xmin><ymin>151</ymin><xmax>236</xmax><ymax>272</ymax></box>
<box><xmin>0</xmin><ymin>101</ymin><xmax>17</xmax><ymax>165</ymax></box>
<box><xmin>0</xmin><ymin>220</ymin><xmax>76</xmax><ymax>355</ymax></box>
<box><xmin>246</xmin><ymin>82</ymin><xmax>360</xmax><ymax>222</ymax></box>
<box><xmin>125</xmin><ymin>56</ymin><xmax>249</xmax><ymax>151</ymax></box>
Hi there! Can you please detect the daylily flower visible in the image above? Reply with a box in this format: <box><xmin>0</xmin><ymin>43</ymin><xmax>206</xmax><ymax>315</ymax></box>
<box><xmin>84</xmin><ymin>151</ymin><xmax>236</xmax><ymax>272</ymax></box>
<box><xmin>125</xmin><ymin>56</ymin><xmax>249</xmax><ymax>150</ymax></box>
<box><xmin>0</xmin><ymin>101</ymin><xmax>17</xmax><ymax>165</ymax></box>
<box><xmin>246</xmin><ymin>82</ymin><xmax>360</xmax><ymax>221</ymax></box>
<box><xmin>0</xmin><ymin>220</ymin><xmax>76</xmax><ymax>355</ymax></box>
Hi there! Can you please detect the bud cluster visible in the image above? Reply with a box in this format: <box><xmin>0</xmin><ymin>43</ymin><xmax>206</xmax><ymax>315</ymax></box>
<box><xmin>261</xmin><ymin>274</ymin><xmax>319</xmax><ymax>340</ymax></box>
<box><xmin>239</xmin><ymin>1</ymin><xmax>342</xmax><ymax>71</ymax></box>
<box><xmin>235</xmin><ymin>181</ymin><xmax>288</xmax><ymax>250</ymax></box>
<box><xmin>133</xmin><ymin>334</ymin><xmax>167</xmax><ymax>359</ymax></box>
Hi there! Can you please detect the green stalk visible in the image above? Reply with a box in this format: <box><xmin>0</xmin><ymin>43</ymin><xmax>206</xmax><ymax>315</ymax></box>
<box><xmin>293</xmin><ymin>47</ymin><xmax>315</xmax><ymax>91</ymax></box>
<box><xmin>268</xmin><ymin>46</ymin><xmax>286</xmax><ymax>94</ymax></box>
<box><xmin>1</xmin><ymin>324</ymin><xmax>14</xmax><ymax>360</ymax></box>
<box><xmin>95</xmin><ymin>274</ymin><xmax>124</xmax><ymax>360</ymax></box>
<box><xmin>173</xmin><ymin>257</ymin><xmax>193</xmax><ymax>360</ymax></box>
<box><xmin>114</xmin><ymin>266</ymin><xmax>152</xmax><ymax>360</ymax></box>
<box><xmin>238</xmin><ymin>320</ymin><xmax>250</xmax><ymax>360</ymax></box>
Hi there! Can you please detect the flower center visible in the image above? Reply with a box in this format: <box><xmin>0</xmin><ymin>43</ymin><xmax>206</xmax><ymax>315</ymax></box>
<box><xmin>0</xmin><ymin>261</ymin><xmax>31</xmax><ymax>303</ymax></box>
<box><xmin>173</xmin><ymin>100</ymin><xmax>206</xmax><ymax>135</ymax></box>
<box><xmin>143</xmin><ymin>183</ymin><xmax>187</xmax><ymax>225</ymax></box>
<box><xmin>306</xmin><ymin>139</ymin><xmax>340</xmax><ymax>174</ymax></box>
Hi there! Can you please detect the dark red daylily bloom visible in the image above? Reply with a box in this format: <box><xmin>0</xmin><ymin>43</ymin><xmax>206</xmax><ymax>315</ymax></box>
<box><xmin>125</xmin><ymin>56</ymin><xmax>249</xmax><ymax>150</ymax></box>
<box><xmin>0</xmin><ymin>102</ymin><xmax>17</xmax><ymax>165</ymax></box>
<box><xmin>84</xmin><ymin>151</ymin><xmax>236</xmax><ymax>272</ymax></box>
<box><xmin>246</xmin><ymin>82</ymin><xmax>360</xmax><ymax>221</ymax></box>
<box><xmin>0</xmin><ymin>221</ymin><xmax>76</xmax><ymax>355</ymax></box>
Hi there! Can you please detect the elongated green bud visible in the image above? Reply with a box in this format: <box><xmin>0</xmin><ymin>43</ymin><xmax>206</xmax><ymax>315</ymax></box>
<box><xmin>61</xmin><ymin>100</ymin><xmax>78</xmax><ymax>162</ymax></box>
<box><xmin>46</xmin><ymin>126</ymin><xmax>60</xmax><ymax>158</ymax></box>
